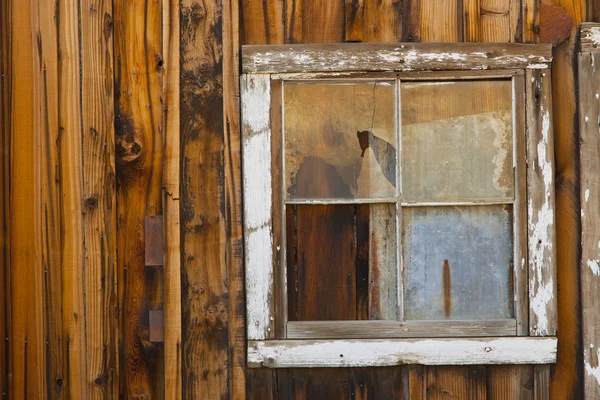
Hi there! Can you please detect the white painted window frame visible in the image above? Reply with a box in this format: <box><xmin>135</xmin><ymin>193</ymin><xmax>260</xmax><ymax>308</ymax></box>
<box><xmin>241</xmin><ymin>43</ymin><xmax>557</xmax><ymax>368</ymax></box>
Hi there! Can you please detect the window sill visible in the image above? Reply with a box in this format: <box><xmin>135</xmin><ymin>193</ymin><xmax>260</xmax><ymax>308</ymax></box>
<box><xmin>247</xmin><ymin>337</ymin><xmax>557</xmax><ymax>368</ymax></box>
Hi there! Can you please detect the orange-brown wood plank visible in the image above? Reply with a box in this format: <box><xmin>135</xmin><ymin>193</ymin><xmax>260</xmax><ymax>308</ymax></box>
<box><xmin>0</xmin><ymin>0</ymin><xmax>9</xmax><ymax>397</ymax></box>
<box><xmin>180</xmin><ymin>0</ymin><xmax>231</xmax><ymax>397</ymax></box>
<box><xmin>81</xmin><ymin>0</ymin><xmax>119</xmax><ymax>398</ymax></box>
<box><xmin>242</xmin><ymin>0</ymin><xmax>284</xmax><ymax>44</ymax></box>
<box><xmin>345</xmin><ymin>0</ymin><xmax>402</xmax><ymax>42</ymax></box>
<box><xmin>8</xmin><ymin>0</ymin><xmax>46</xmax><ymax>397</ymax></box>
<box><xmin>55</xmin><ymin>0</ymin><xmax>88</xmax><ymax>397</ymax></box>
<box><xmin>463</xmin><ymin>0</ymin><xmax>512</xmax><ymax>42</ymax></box>
<box><xmin>223</xmin><ymin>0</ymin><xmax>246</xmax><ymax>395</ymax></box>
<box><xmin>420</xmin><ymin>0</ymin><xmax>461</xmax><ymax>41</ymax></box>
<box><xmin>487</xmin><ymin>366</ymin><xmax>534</xmax><ymax>399</ymax></box>
<box><xmin>113</xmin><ymin>0</ymin><xmax>164</xmax><ymax>397</ymax></box>
<box><xmin>163</xmin><ymin>0</ymin><xmax>183</xmax><ymax>398</ymax></box>
<box><xmin>285</xmin><ymin>0</ymin><xmax>346</xmax><ymax>43</ymax></box>
<box><xmin>425</xmin><ymin>366</ymin><xmax>487</xmax><ymax>399</ymax></box>
<box><xmin>549</xmin><ymin>0</ymin><xmax>585</xmax><ymax>398</ymax></box>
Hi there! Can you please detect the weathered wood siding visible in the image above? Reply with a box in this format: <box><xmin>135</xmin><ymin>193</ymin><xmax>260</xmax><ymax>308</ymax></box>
<box><xmin>0</xmin><ymin>0</ymin><xmax>595</xmax><ymax>398</ymax></box>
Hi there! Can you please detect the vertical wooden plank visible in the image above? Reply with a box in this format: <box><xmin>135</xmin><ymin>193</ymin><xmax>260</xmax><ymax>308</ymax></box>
<box><xmin>487</xmin><ymin>365</ymin><xmax>534</xmax><ymax>399</ymax></box>
<box><xmin>180</xmin><ymin>0</ymin><xmax>232</xmax><ymax>396</ymax></box>
<box><xmin>56</xmin><ymin>1</ymin><xmax>87</xmax><ymax>397</ymax></box>
<box><xmin>534</xmin><ymin>365</ymin><xmax>551</xmax><ymax>400</ymax></box>
<box><xmin>285</xmin><ymin>0</ymin><xmax>345</xmax><ymax>43</ymax></box>
<box><xmin>550</xmin><ymin>2</ymin><xmax>585</xmax><ymax>398</ymax></box>
<box><xmin>425</xmin><ymin>366</ymin><xmax>487</xmax><ymax>399</ymax></box>
<box><xmin>525</xmin><ymin>68</ymin><xmax>556</xmax><ymax>337</ymax></box>
<box><xmin>0</xmin><ymin>0</ymin><xmax>8</xmax><ymax>396</ymax></box>
<box><xmin>579</xmin><ymin>50</ymin><xmax>600</xmax><ymax>400</ymax></box>
<box><xmin>401</xmin><ymin>0</ymin><xmax>421</xmax><ymax>41</ymax></box>
<box><xmin>37</xmin><ymin>0</ymin><xmax>65</xmax><ymax>397</ymax></box>
<box><xmin>420</xmin><ymin>0</ymin><xmax>461</xmax><ymax>42</ymax></box>
<box><xmin>223</xmin><ymin>0</ymin><xmax>246</xmax><ymax>396</ymax></box>
<box><xmin>345</xmin><ymin>0</ymin><xmax>402</xmax><ymax>42</ymax></box>
<box><xmin>163</xmin><ymin>0</ymin><xmax>182</xmax><ymax>398</ymax></box>
<box><xmin>80</xmin><ymin>0</ymin><xmax>119</xmax><ymax>397</ymax></box>
<box><xmin>241</xmin><ymin>0</ymin><xmax>284</xmax><ymax>44</ymax></box>
<box><xmin>241</xmin><ymin>74</ymin><xmax>275</xmax><ymax>338</ymax></box>
<box><xmin>368</xmin><ymin>204</ymin><xmax>399</xmax><ymax>321</ymax></box>
<box><xmin>113</xmin><ymin>0</ymin><xmax>164</xmax><ymax>396</ymax></box>
<box><xmin>356</xmin><ymin>205</ymin><xmax>370</xmax><ymax>321</ymax></box>
<box><xmin>9</xmin><ymin>0</ymin><xmax>46</xmax><ymax>397</ymax></box>
<box><xmin>408</xmin><ymin>365</ymin><xmax>426</xmax><ymax>400</ymax></box>
<box><xmin>464</xmin><ymin>0</ymin><xmax>512</xmax><ymax>42</ymax></box>
<box><xmin>523</xmin><ymin>0</ymin><xmax>539</xmax><ymax>42</ymax></box>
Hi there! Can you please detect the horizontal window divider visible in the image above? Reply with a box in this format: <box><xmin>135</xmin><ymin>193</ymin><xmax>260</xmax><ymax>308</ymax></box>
<box><xmin>284</xmin><ymin>198</ymin><xmax>399</xmax><ymax>205</ymax></box>
<box><xmin>286</xmin><ymin>319</ymin><xmax>517</xmax><ymax>339</ymax></box>
<box><xmin>400</xmin><ymin>200</ymin><xmax>514</xmax><ymax>207</ymax></box>
<box><xmin>248</xmin><ymin>337</ymin><xmax>557</xmax><ymax>368</ymax></box>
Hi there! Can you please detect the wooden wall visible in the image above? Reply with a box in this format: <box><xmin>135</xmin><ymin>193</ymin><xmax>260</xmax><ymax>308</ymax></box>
<box><xmin>0</xmin><ymin>0</ymin><xmax>594</xmax><ymax>399</ymax></box>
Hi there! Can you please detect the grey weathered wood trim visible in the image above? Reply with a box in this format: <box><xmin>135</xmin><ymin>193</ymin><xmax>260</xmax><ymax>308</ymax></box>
<box><xmin>248</xmin><ymin>337</ymin><xmax>557</xmax><ymax>368</ymax></box>
<box><xmin>581</xmin><ymin>23</ymin><xmax>600</xmax><ymax>53</ymax></box>
<box><xmin>578</xmin><ymin>50</ymin><xmax>600</xmax><ymax>397</ymax></box>
<box><xmin>525</xmin><ymin>69</ymin><xmax>557</xmax><ymax>337</ymax></box>
<box><xmin>242</xmin><ymin>74</ymin><xmax>275</xmax><ymax>340</ymax></box>
<box><xmin>242</xmin><ymin>43</ymin><xmax>552</xmax><ymax>74</ymax></box>
<box><xmin>286</xmin><ymin>319</ymin><xmax>516</xmax><ymax>339</ymax></box>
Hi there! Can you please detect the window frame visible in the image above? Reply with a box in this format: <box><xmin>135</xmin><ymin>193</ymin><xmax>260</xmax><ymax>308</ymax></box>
<box><xmin>241</xmin><ymin>43</ymin><xmax>557</xmax><ymax>368</ymax></box>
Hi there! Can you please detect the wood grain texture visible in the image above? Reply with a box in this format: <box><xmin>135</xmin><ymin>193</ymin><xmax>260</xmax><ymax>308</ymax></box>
<box><xmin>523</xmin><ymin>0</ymin><xmax>540</xmax><ymax>42</ymax></box>
<box><xmin>579</xmin><ymin>50</ymin><xmax>599</xmax><ymax>400</ymax></box>
<box><xmin>81</xmin><ymin>0</ymin><xmax>119</xmax><ymax>397</ymax></box>
<box><xmin>548</xmin><ymin>2</ymin><xmax>585</xmax><ymax>398</ymax></box>
<box><xmin>180</xmin><ymin>0</ymin><xmax>231</xmax><ymax>397</ymax></box>
<box><xmin>534</xmin><ymin>365</ymin><xmax>551</xmax><ymax>400</ymax></box>
<box><xmin>241</xmin><ymin>0</ymin><xmax>284</xmax><ymax>44</ymax></box>
<box><xmin>8</xmin><ymin>0</ymin><xmax>46</xmax><ymax>397</ymax></box>
<box><xmin>345</xmin><ymin>0</ymin><xmax>403</xmax><ymax>42</ymax></box>
<box><xmin>113</xmin><ymin>0</ymin><xmax>164</xmax><ymax>397</ymax></box>
<box><xmin>487</xmin><ymin>365</ymin><xmax>534</xmax><ymax>399</ymax></box>
<box><xmin>223</xmin><ymin>0</ymin><xmax>246</xmax><ymax>396</ymax></box>
<box><xmin>284</xmin><ymin>0</ymin><xmax>345</xmax><ymax>43</ymax></box>
<box><xmin>248</xmin><ymin>338</ymin><xmax>558</xmax><ymax>367</ymax></box>
<box><xmin>420</xmin><ymin>0</ymin><xmax>461</xmax><ymax>41</ymax></box>
<box><xmin>581</xmin><ymin>23</ymin><xmax>600</xmax><ymax>52</ymax></box>
<box><xmin>425</xmin><ymin>366</ymin><xmax>486</xmax><ymax>399</ymax></box>
<box><xmin>0</xmin><ymin>0</ymin><xmax>8</xmax><ymax>396</ymax></box>
<box><xmin>163</xmin><ymin>0</ymin><xmax>182</xmax><ymax>398</ymax></box>
<box><xmin>526</xmin><ymin>68</ymin><xmax>557</xmax><ymax>337</ymax></box>
<box><xmin>287</xmin><ymin>319</ymin><xmax>517</xmax><ymax>339</ymax></box>
<box><xmin>464</xmin><ymin>0</ymin><xmax>512</xmax><ymax>42</ymax></box>
<box><xmin>242</xmin><ymin>43</ymin><xmax>552</xmax><ymax>73</ymax></box>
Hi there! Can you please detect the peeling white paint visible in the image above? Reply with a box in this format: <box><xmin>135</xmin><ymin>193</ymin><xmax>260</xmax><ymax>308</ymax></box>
<box><xmin>586</xmin><ymin>189</ymin><xmax>591</xmax><ymax>202</ymax></box>
<box><xmin>527</xmin><ymin>63</ymin><xmax>550</xmax><ymax>69</ymax></box>
<box><xmin>588</xmin><ymin>259</ymin><xmax>600</xmax><ymax>276</ymax></box>
<box><xmin>528</xmin><ymin>107</ymin><xmax>555</xmax><ymax>336</ymax></box>
<box><xmin>586</xmin><ymin>27</ymin><xmax>600</xmax><ymax>47</ymax></box>
<box><xmin>248</xmin><ymin>338</ymin><xmax>558</xmax><ymax>368</ymax></box>
<box><xmin>584</xmin><ymin>348</ymin><xmax>600</xmax><ymax>387</ymax></box>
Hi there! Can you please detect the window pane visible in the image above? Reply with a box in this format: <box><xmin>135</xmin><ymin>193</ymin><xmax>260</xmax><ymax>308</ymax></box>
<box><xmin>284</xmin><ymin>82</ymin><xmax>397</xmax><ymax>200</ymax></box>
<box><xmin>401</xmin><ymin>80</ymin><xmax>513</xmax><ymax>202</ymax></box>
<box><xmin>287</xmin><ymin>204</ymin><xmax>398</xmax><ymax>321</ymax></box>
<box><xmin>403</xmin><ymin>205</ymin><xmax>513</xmax><ymax>320</ymax></box>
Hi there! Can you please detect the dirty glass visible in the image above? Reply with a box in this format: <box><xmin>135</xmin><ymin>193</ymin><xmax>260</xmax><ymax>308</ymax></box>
<box><xmin>402</xmin><ymin>205</ymin><xmax>514</xmax><ymax>320</ymax></box>
<box><xmin>284</xmin><ymin>81</ymin><xmax>397</xmax><ymax>200</ymax></box>
<box><xmin>401</xmin><ymin>80</ymin><xmax>513</xmax><ymax>202</ymax></box>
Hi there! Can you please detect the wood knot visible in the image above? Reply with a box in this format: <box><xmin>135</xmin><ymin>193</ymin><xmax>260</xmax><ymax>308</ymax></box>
<box><xmin>86</xmin><ymin>196</ymin><xmax>99</xmax><ymax>210</ymax></box>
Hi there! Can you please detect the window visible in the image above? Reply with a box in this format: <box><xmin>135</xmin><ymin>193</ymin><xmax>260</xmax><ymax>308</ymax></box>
<box><xmin>242</xmin><ymin>43</ymin><xmax>557</xmax><ymax>368</ymax></box>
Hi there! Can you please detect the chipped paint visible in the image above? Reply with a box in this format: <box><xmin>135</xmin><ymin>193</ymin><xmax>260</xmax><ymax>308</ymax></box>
<box><xmin>528</xmin><ymin>106</ymin><xmax>555</xmax><ymax>336</ymax></box>
<box><xmin>586</xmin><ymin>26</ymin><xmax>600</xmax><ymax>47</ymax></box>
<box><xmin>588</xmin><ymin>259</ymin><xmax>600</xmax><ymax>276</ymax></box>
<box><xmin>248</xmin><ymin>337</ymin><xmax>558</xmax><ymax>368</ymax></box>
<box><xmin>585</xmin><ymin>348</ymin><xmax>600</xmax><ymax>387</ymax></box>
<box><xmin>586</xmin><ymin>189</ymin><xmax>591</xmax><ymax>202</ymax></box>
<box><xmin>242</xmin><ymin>73</ymin><xmax>274</xmax><ymax>340</ymax></box>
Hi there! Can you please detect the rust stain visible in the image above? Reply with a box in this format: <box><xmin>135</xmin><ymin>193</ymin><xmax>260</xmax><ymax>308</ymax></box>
<box><xmin>539</xmin><ymin>3</ymin><xmax>573</xmax><ymax>45</ymax></box>
<box><xmin>443</xmin><ymin>259</ymin><xmax>452</xmax><ymax>318</ymax></box>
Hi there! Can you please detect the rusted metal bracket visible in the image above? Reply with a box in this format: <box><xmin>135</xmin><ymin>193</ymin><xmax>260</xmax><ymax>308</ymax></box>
<box><xmin>540</xmin><ymin>3</ymin><xmax>573</xmax><ymax>46</ymax></box>
<box><xmin>145</xmin><ymin>215</ymin><xmax>165</xmax><ymax>343</ymax></box>
<box><xmin>145</xmin><ymin>215</ymin><xmax>164</xmax><ymax>267</ymax></box>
